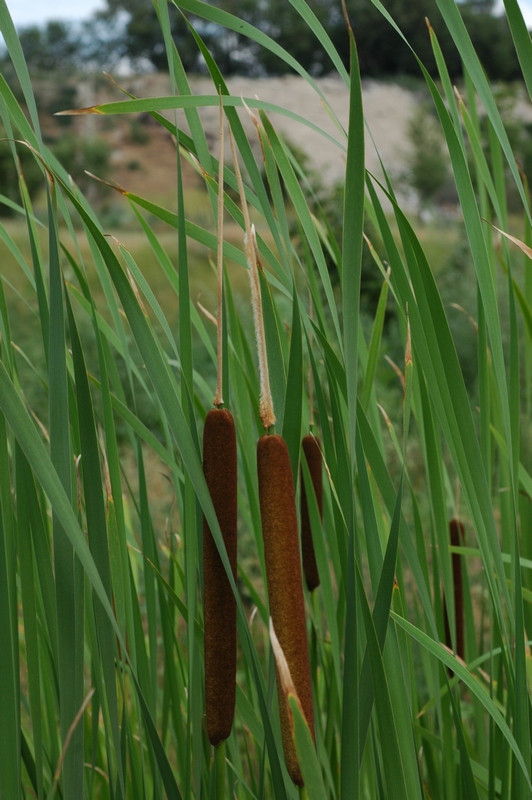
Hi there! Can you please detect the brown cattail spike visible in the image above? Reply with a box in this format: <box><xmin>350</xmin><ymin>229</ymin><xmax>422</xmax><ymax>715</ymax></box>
<box><xmin>300</xmin><ymin>435</ymin><xmax>322</xmax><ymax>592</ymax></box>
<box><xmin>203</xmin><ymin>408</ymin><xmax>238</xmax><ymax>746</ymax></box>
<box><xmin>257</xmin><ymin>434</ymin><xmax>315</xmax><ymax>786</ymax></box>
<box><xmin>443</xmin><ymin>518</ymin><xmax>465</xmax><ymax>661</ymax></box>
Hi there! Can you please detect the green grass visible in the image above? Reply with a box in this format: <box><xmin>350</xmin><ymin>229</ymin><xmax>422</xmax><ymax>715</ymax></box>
<box><xmin>1</xmin><ymin>0</ymin><xmax>532</xmax><ymax>798</ymax></box>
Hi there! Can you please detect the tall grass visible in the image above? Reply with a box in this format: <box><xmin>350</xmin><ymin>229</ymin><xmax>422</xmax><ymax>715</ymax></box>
<box><xmin>0</xmin><ymin>0</ymin><xmax>532</xmax><ymax>797</ymax></box>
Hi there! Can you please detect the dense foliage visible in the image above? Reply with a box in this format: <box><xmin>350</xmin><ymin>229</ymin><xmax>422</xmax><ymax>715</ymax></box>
<box><xmin>2</xmin><ymin>0</ymin><xmax>532</xmax><ymax>799</ymax></box>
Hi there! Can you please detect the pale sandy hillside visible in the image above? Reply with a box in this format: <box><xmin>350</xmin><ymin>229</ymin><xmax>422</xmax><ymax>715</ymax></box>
<box><xmin>74</xmin><ymin>73</ymin><xmax>417</xmax><ymax>197</ymax></box>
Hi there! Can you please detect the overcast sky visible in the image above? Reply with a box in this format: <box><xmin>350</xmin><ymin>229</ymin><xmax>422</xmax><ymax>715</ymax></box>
<box><xmin>7</xmin><ymin>0</ymin><xmax>106</xmax><ymax>26</ymax></box>
<box><xmin>5</xmin><ymin>0</ymin><xmax>532</xmax><ymax>28</ymax></box>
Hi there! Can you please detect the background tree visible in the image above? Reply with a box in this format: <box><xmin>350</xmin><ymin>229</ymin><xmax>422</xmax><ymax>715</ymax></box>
<box><xmin>17</xmin><ymin>21</ymin><xmax>82</xmax><ymax>73</ymax></box>
<box><xmin>202</xmin><ymin>0</ymin><xmax>447</xmax><ymax>76</ymax></box>
<box><xmin>0</xmin><ymin>131</ymin><xmax>44</xmax><ymax>214</ymax></box>
<box><xmin>94</xmin><ymin>0</ymin><xmax>201</xmax><ymax>71</ymax></box>
<box><xmin>461</xmin><ymin>0</ymin><xmax>521</xmax><ymax>79</ymax></box>
<box><xmin>213</xmin><ymin>0</ymin><xmax>340</xmax><ymax>75</ymax></box>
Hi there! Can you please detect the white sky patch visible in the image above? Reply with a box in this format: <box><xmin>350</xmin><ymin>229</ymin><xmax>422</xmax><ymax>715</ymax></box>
<box><xmin>516</xmin><ymin>0</ymin><xmax>532</xmax><ymax>25</ymax></box>
<box><xmin>494</xmin><ymin>0</ymin><xmax>532</xmax><ymax>24</ymax></box>
<box><xmin>6</xmin><ymin>0</ymin><xmax>106</xmax><ymax>26</ymax></box>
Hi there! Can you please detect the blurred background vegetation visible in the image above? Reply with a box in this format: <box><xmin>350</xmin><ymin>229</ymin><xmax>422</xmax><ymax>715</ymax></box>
<box><xmin>1</xmin><ymin>0</ymin><xmax>524</xmax><ymax>79</ymax></box>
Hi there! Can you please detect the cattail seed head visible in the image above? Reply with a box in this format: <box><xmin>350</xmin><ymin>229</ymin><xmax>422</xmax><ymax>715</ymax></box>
<box><xmin>257</xmin><ymin>434</ymin><xmax>314</xmax><ymax>786</ymax></box>
<box><xmin>300</xmin><ymin>434</ymin><xmax>322</xmax><ymax>592</ymax></box>
<box><xmin>203</xmin><ymin>408</ymin><xmax>238</xmax><ymax>746</ymax></box>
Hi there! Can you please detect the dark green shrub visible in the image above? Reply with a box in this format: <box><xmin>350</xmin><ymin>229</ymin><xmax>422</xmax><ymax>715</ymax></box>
<box><xmin>128</xmin><ymin>120</ymin><xmax>150</xmax><ymax>145</ymax></box>
<box><xmin>51</xmin><ymin>134</ymin><xmax>111</xmax><ymax>195</ymax></box>
<box><xmin>405</xmin><ymin>102</ymin><xmax>449</xmax><ymax>212</ymax></box>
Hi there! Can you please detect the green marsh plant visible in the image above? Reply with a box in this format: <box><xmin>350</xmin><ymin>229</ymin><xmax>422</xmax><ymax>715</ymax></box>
<box><xmin>0</xmin><ymin>0</ymin><xmax>532</xmax><ymax>797</ymax></box>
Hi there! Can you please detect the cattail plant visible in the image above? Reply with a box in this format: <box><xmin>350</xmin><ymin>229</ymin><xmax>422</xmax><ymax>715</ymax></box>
<box><xmin>231</xmin><ymin>131</ymin><xmax>315</xmax><ymax>784</ymax></box>
<box><xmin>300</xmin><ymin>434</ymin><xmax>322</xmax><ymax>592</ymax></box>
<box><xmin>203</xmin><ymin>100</ymin><xmax>238</xmax><ymax>748</ymax></box>
<box><xmin>444</xmin><ymin>518</ymin><xmax>465</xmax><ymax>661</ymax></box>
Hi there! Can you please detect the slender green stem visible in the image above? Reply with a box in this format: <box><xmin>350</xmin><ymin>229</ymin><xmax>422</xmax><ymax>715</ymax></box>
<box><xmin>299</xmin><ymin>786</ymin><xmax>309</xmax><ymax>800</ymax></box>
<box><xmin>214</xmin><ymin>90</ymin><xmax>225</xmax><ymax>407</ymax></box>
<box><xmin>215</xmin><ymin>741</ymin><xmax>226</xmax><ymax>800</ymax></box>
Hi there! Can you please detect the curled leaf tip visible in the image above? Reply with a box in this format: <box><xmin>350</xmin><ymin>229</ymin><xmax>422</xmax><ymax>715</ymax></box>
<box><xmin>385</xmin><ymin>354</ymin><xmax>405</xmax><ymax>389</ymax></box>
<box><xmin>340</xmin><ymin>0</ymin><xmax>351</xmax><ymax>29</ymax></box>
<box><xmin>84</xmin><ymin>171</ymin><xmax>127</xmax><ymax>194</ymax></box>
<box><xmin>269</xmin><ymin>618</ymin><xmax>297</xmax><ymax>699</ymax></box>
<box><xmin>55</xmin><ymin>106</ymin><xmax>102</xmax><ymax>116</ymax></box>
<box><xmin>242</xmin><ymin>94</ymin><xmax>260</xmax><ymax>129</ymax></box>
<box><xmin>405</xmin><ymin>317</ymin><xmax>412</xmax><ymax>367</ymax></box>
<box><xmin>487</xmin><ymin>221</ymin><xmax>532</xmax><ymax>260</ymax></box>
<box><xmin>197</xmin><ymin>300</ymin><xmax>217</xmax><ymax>327</ymax></box>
